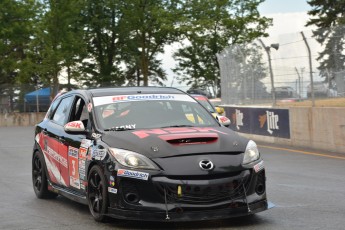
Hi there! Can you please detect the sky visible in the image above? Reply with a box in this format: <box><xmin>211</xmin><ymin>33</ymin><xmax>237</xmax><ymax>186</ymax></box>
<box><xmin>258</xmin><ymin>0</ymin><xmax>311</xmax><ymax>14</ymax></box>
<box><xmin>166</xmin><ymin>0</ymin><xmax>316</xmax><ymax>90</ymax></box>
<box><xmin>257</xmin><ymin>0</ymin><xmax>321</xmax><ymax>90</ymax></box>
<box><xmin>259</xmin><ymin>0</ymin><xmax>313</xmax><ymax>36</ymax></box>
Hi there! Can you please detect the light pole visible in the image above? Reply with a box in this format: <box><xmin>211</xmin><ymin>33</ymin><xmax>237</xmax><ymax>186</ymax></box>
<box><xmin>259</xmin><ymin>39</ymin><xmax>279</xmax><ymax>106</ymax></box>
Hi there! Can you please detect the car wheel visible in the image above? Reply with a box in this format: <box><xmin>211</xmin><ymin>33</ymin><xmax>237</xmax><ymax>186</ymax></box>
<box><xmin>87</xmin><ymin>165</ymin><xmax>109</xmax><ymax>222</ymax></box>
<box><xmin>32</xmin><ymin>151</ymin><xmax>58</xmax><ymax>199</ymax></box>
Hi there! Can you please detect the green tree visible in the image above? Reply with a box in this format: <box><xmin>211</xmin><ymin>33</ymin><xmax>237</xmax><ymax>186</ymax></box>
<box><xmin>0</xmin><ymin>0</ymin><xmax>39</xmax><ymax>110</ymax></box>
<box><xmin>30</xmin><ymin>0</ymin><xmax>86</xmax><ymax>96</ymax></box>
<box><xmin>306</xmin><ymin>0</ymin><xmax>345</xmax><ymax>85</ymax></box>
<box><xmin>121</xmin><ymin>0</ymin><xmax>180</xmax><ymax>86</ymax></box>
<box><xmin>173</xmin><ymin>0</ymin><xmax>271</xmax><ymax>94</ymax></box>
<box><xmin>78</xmin><ymin>0</ymin><xmax>125</xmax><ymax>87</ymax></box>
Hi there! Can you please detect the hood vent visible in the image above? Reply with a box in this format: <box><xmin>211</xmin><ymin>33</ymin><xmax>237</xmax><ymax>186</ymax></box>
<box><xmin>159</xmin><ymin>133</ymin><xmax>218</xmax><ymax>145</ymax></box>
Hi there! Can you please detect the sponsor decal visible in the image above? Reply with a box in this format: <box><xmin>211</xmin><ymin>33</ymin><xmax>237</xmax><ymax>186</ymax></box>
<box><xmin>132</xmin><ymin>127</ymin><xmax>227</xmax><ymax>139</ymax></box>
<box><xmin>253</xmin><ymin>161</ymin><xmax>265</xmax><ymax>173</ymax></box>
<box><xmin>108</xmin><ymin>187</ymin><xmax>117</xmax><ymax>194</ymax></box>
<box><xmin>117</xmin><ymin>169</ymin><xmax>149</xmax><ymax>181</ymax></box>
<box><xmin>68</xmin><ymin>146</ymin><xmax>80</xmax><ymax>189</ymax></box>
<box><xmin>70</xmin><ymin>177</ymin><xmax>81</xmax><ymax>189</ymax></box>
<box><xmin>68</xmin><ymin>146</ymin><xmax>79</xmax><ymax>158</ymax></box>
<box><xmin>79</xmin><ymin>147</ymin><xmax>88</xmax><ymax>160</ymax></box>
<box><xmin>91</xmin><ymin>149</ymin><xmax>107</xmax><ymax>160</ymax></box>
<box><xmin>113</xmin><ymin>94</ymin><xmax>175</xmax><ymax>102</ymax></box>
<box><xmin>109</xmin><ymin>176</ymin><xmax>115</xmax><ymax>187</ymax></box>
<box><xmin>80</xmin><ymin>139</ymin><xmax>92</xmax><ymax>148</ymax></box>
<box><xmin>43</xmin><ymin>149</ymin><xmax>67</xmax><ymax>186</ymax></box>
<box><xmin>65</xmin><ymin>121</ymin><xmax>84</xmax><ymax>130</ymax></box>
<box><xmin>79</xmin><ymin>148</ymin><xmax>87</xmax><ymax>180</ymax></box>
<box><xmin>91</xmin><ymin>133</ymin><xmax>102</xmax><ymax>139</ymax></box>
<box><xmin>93</xmin><ymin>94</ymin><xmax>196</xmax><ymax>106</ymax></box>
<box><xmin>79</xmin><ymin>160</ymin><xmax>86</xmax><ymax>180</ymax></box>
<box><xmin>113</xmin><ymin>124</ymin><xmax>136</xmax><ymax>130</ymax></box>
<box><xmin>46</xmin><ymin>146</ymin><xmax>68</xmax><ymax>168</ymax></box>
<box><xmin>39</xmin><ymin>135</ymin><xmax>66</xmax><ymax>185</ymax></box>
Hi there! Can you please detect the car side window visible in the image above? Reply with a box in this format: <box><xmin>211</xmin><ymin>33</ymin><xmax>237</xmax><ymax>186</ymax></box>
<box><xmin>70</xmin><ymin>97</ymin><xmax>89</xmax><ymax>127</ymax></box>
<box><xmin>52</xmin><ymin>96</ymin><xmax>74</xmax><ymax>126</ymax></box>
<box><xmin>46</xmin><ymin>98</ymin><xmax>60</xmax><ymax>119</ymax></box>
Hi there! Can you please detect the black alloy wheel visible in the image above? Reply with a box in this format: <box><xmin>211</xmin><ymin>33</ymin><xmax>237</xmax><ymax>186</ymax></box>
<box><xmin>32</xmin><ymin>151</ymin><xmax>58</xmax><ymax>199</ymax></box>
<box><xmin>87</xmin><ymin>165</ymin><xmax>109</xmax><ymax>222</ymax></box>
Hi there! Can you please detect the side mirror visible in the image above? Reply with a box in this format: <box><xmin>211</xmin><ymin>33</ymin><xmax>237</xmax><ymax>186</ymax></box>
<box><xmin>215</xmin><ymin>106</ymin><xmax>224</xmax><ymax>115</ymax></box>
<box><xmin>216</xmin><ymin>115</ymin><xmax>231</xmax><ymax>127</ymax></box>
<box><xmin>64</xmin><ymin>121</ymin><xmax>86</xmax><ymax>133</ymax></box>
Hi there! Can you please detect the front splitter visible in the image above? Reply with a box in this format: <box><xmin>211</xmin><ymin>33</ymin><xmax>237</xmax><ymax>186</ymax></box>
<box><xmin>107</xmin><ymin>200</ymin><xmax>272</xmax><ymax>222</ymax></box>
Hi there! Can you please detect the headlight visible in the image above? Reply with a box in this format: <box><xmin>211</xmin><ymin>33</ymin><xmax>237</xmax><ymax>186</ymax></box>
<box><xmin>108</xmin><ymin>148</ymin><xmax>159</xmax><ymax>170</ymax></box>
<box><xmin>243</xmin><ymin>140</ymin><xmax>260</xmax><ymax>164</ymax></box>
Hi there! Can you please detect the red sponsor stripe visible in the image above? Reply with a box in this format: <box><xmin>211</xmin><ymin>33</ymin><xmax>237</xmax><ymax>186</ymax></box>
<box><xmin>132</xmin><ymin>129</ymin><xmax>168</xmax><ymax>139</ymax></box>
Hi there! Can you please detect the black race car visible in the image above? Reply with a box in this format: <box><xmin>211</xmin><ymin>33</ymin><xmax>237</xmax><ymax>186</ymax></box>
<box><xmin>32</xmin><ymin>87</ymin><xmax>270</xmax><ymax>222</ymax></box>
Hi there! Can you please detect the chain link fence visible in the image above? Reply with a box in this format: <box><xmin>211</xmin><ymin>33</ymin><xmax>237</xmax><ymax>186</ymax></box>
<box><xmin>217</xmin><ymin>28</ymin><xmax>345</xmax><ymax>105</ymax></box>
<box><xmin>2</xmin><ymin>27</ymin><xmax>345</xmax><ymax>112</ymax></box>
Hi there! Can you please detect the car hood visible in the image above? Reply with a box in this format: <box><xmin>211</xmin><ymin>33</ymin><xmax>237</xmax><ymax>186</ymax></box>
<box><xmin>101</xmin><ymin>126</ymin><xmax>249</xmax><ymax>159</ymax></box>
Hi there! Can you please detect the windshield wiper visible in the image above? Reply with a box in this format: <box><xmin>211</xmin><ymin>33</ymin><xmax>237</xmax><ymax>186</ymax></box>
<box><xmin>160</xmin><ymin>125</ymin><xmax>195</xmax><ymax>128</ymax></box>
<box><xmin>104</xmin><ymin>127</ymin><xmax>135</xmax><ymax>131</ymax></box>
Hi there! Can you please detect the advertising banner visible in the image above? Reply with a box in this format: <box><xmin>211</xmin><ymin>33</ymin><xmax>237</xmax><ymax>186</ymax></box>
<box><xmin>224</xmin><ymin>107</ymin><xmax>290</xmax><ymax>139</ymax></box>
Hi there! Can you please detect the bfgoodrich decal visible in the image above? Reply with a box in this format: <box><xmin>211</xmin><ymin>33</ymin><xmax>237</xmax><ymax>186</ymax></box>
<box><xmin>117</xmin><ymin>169</ymin><xmax>149</xmax><ymax>180</ymax></box>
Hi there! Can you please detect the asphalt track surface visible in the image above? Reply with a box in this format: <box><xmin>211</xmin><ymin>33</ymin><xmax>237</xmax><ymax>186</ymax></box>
<box><xmin>1</xmin><ymin>127</ymin><xmax>344</xmax><ymax>230</ymax></box>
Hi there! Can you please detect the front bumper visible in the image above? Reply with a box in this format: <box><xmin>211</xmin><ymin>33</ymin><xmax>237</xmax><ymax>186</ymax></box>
<box><xmin>107</xmin><ymin>199</ymin><xmax>269</xmax><ymax>222</ymax></box>
<box><xmin>106</xmin><ymin>166</ymin><xmax>268</xmax><ymax>221</ymax></box>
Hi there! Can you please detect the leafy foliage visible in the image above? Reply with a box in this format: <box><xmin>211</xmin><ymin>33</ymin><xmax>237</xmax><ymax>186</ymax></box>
<box><xmin>0</xmin><ymin>0</ymin><xmax>40</xmax><ymax>109</ymax></box>
<box><xmin>306</xmin><ymin>0</ymin><xmax>345</xmax><ymax>85</ymax></box>
<box><xmin>173</xmin><ymin>0</ymin><xmax>272</xmax><ymax>94</ymax></box>
<box><xmin>0</xmin><ymin>0</ymin><xmax>270</xmax><ymax>98</ymax></box>
<box><xmin>120</xmin><ymin>0</ymin><xmax>181</xmax><ymax>86</ymax></box>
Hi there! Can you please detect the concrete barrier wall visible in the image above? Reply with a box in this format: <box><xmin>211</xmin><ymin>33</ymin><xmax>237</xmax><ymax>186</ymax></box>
<box><xmin>0</xmin><ymin>113</ymin><xmax>45</xmax><ymax>127</ymax></box>
<box><xmin>1</xmin><ymin>108</ymin><xmax>344</xmax><ymax>153</ymax></box>
<box><xmin>230</xmin><ymin>107</ymin><xmax>345</xmax><ymax>153</ymax></box>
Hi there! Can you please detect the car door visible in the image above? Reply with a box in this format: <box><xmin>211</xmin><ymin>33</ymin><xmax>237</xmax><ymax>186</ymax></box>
<box><xmin>41</xmin><ymin>95</ymin><xmax>74</xmax><ymax>187</ymax></box>
<box><xmin>61</xmin><ymin>96</ymin><xmax>91</xmax><ymax>192</ymax></box>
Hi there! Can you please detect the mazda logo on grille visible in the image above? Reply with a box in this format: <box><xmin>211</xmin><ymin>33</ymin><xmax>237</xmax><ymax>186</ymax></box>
<box><xmin>199</xmin><ymin>160</ymin><xmax>214</xmax><ymax>171</ymax></box>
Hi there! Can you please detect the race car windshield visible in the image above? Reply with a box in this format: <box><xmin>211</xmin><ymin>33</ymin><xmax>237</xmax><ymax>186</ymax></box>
<box><xmin>196</xmin><ymin>99</ymin><xmax>216</xmax><ymax>113</ymax></box>
<box><xmin>92</xmin><ymin>94</ymin><xmax>219</xmax><ymax>130</ymax></box>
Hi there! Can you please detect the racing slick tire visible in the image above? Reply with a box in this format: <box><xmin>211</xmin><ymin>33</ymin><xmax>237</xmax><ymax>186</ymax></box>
<box><xmin>32</xmin><ymin>151</ymin><xmax>58</xmax><ymax>199</ymax></box>
<box><xmin>87</xmin><ymin>165</ymin><xmax>109</xmax><ymax>222</ymax></box>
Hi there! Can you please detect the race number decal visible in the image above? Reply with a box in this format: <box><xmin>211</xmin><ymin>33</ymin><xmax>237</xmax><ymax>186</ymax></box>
<box><xmin>68</xmin><ymin>146</ymin><xmax>80</xmax><ymax>189</ymax></box>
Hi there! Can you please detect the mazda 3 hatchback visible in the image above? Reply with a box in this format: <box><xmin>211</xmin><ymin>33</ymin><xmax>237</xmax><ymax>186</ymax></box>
<box><xmin>32</xmin><ymin>87</ymin><xmax>269</xmax><ymax>222</ymax></box>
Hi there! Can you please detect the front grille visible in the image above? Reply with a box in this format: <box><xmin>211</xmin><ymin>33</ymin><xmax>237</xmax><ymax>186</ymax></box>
<box><xmin>152</xmin><ymin>170</ymin><xmax>251</xmax><ymax>204</ymax></box>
